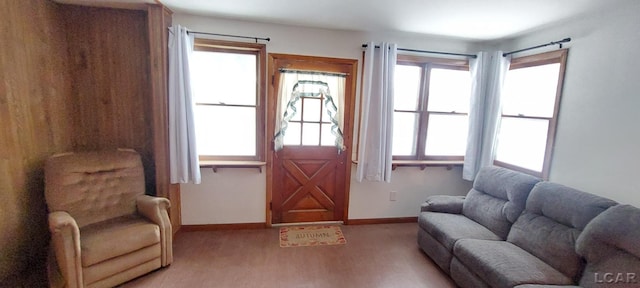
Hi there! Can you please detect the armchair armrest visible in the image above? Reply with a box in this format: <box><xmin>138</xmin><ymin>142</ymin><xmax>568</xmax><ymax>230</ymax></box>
<box><xmin>48</xmin><ymin>211</ymin><xmax>82</xmax><ymax>288</ymax></box>
<box><xmin>136</xmin><ymin>195</ymin><xmax>173</xmax><ymax>266</ymax></box>
<box><xmin>420</xmin><ymin>195</ymin><xmax>465</xmax><ymax>214</ymax></box>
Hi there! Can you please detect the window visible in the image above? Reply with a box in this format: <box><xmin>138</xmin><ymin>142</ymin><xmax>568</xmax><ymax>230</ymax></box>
<box><xmin>494</xmin><ymin>49</ymin><xmax>568</xmax><ymax>178</ymax></box>
<box><xmin>190</xmin><ymin>39</ymin><xmax>266</xmax><ymax>161</ymax></box>
<box><xmin>281</xmin><ymin>78</ymin><xmax>344</xmax><ymax>147</ymax></box>
<box><xmin>392</xmin><ymin>55</ymin><xmax>471</xmax><ymax>161</ymax></box>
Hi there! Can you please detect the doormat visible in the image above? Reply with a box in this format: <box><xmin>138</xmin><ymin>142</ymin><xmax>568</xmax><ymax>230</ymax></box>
<box><xmin>279</xmin><ymin>225</ymin><xmax>346</xmax><ymax>247</ymax></box>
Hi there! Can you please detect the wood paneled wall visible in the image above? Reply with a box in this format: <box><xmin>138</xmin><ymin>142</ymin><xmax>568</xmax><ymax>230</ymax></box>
<box><xmin>63</xmin><ymin>6</ymin><xmax>157</xmax><ymax>193</ymax></box>
<box><xmin>0</xmin><ymin>1</ymin><xmax>174</xmax><ymax>285</ymax></box>
<box><xmin>0</xmin><ymin>0</ymin><xmax>73</xmax><ymax>285</ymax></box>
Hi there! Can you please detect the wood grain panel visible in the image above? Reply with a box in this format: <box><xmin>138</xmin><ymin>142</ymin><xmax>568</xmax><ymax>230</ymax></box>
<box><xmin>146</xmin><ymin>4</ymin><xmax>172</xmax><ymax>199</ymax></box>
<box><xmin>0</xmin><ymin>0</ymin><xmax>73</xmax><ymax>285</ymax></box>
<box><xmin>63</xmin><ymin>6</ymin><xmax>157</xmax><ymax>193</ymax></box>
<box><xmin>147</xmin><ymin>4</ymin><xmax>180</xmax><ymax>234</ymax></box>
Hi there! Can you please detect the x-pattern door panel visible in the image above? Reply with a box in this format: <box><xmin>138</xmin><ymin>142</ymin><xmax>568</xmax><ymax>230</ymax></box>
<box><xmin>273</xmin><ymin>147</ymin><xmax>345</xmax><ymax>223</ymax></box>
<box><xmin>281</xmin><ymin>159</ymin><xmax>335</xmax><ymax>215</ymax></box>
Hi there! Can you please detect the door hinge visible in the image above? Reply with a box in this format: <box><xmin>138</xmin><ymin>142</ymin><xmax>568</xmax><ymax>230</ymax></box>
<box><xmin>271</xmin><ymin>75</ymin><xmax>275</xmax><ymax>85</ymax></box>
<box><xmin>269</xmin><ymin>202</ymin><xmax>273</xmax><ymax>210</ymax></box>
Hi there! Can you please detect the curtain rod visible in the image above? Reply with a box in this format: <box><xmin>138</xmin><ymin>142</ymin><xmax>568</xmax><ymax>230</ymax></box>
<box><xmin>187</xmin><ymin>31</ymin><xmax>270</xmax><ymax>43</ymax></box>
<box><xmin>362</xmin><ymin>44</ymin><xmax>477</xmax><ymax>58</ymax></box>
<box><xmin>279</xmin><ymin>69</ymin><xmax>348</xmax><ymax>77</ymax></box>
<box><xmin>168</xmin><ymin>28</ymin><xmax>270</xmax><ymax>43</ymax></box>
<box><xmin>503</xmin><ymin>38</ymin><xmax>571</xmax><ymax>57</ymax></box>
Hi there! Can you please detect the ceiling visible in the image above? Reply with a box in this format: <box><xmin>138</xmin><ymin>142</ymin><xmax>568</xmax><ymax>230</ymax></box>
<box><xmin>159</xmin><ymin>0</ymin><xmax>633</xmax><ymax>41</ymax></box>
<box><xmin>54</xmin><ymin>0</ymin><xmax>630</xmax><ymax>41</ymax></box>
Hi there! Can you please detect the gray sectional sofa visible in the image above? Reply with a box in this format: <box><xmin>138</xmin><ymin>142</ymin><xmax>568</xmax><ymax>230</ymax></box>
<box><xmin>418</xmin><ymin>166</ymin><xmax>640</xmax><ymax>288</ymax></box>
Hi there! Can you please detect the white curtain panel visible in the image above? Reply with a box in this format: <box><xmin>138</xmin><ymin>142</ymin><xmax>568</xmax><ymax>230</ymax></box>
<box><xmin>356</xmin><ymin>42</ymin><xmax>397</xmax><ymax>182</ymax></box>
<box><xmin>463</xmin><ymin>51</ymin><xmax>511</xmax><ymax>181</ymax></box>
<box><xmin>168</xmin><ymin>25</ymin><xmax>201</xmax><ymax>184</ymax></box>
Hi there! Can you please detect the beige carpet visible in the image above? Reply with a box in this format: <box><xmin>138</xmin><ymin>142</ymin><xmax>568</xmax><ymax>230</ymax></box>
<box><xmin>279</xmin><ymin>225</ymin><xmax>347</xmax><ymax>247</ymax></box>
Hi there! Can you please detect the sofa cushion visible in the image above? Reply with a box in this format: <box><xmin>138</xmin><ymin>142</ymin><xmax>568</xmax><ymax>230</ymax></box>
<box><xmin>462</xmin><ymin>166</ymin><xmax>540</xmax><ymax>239</ymax></box>
<box><xmin>454</xmin><ymin>239</ymin><xmax>573</xmax><ymax>287</ymax></box>
<box><xmin>80</xmin><ymin>215</ymin><xmax>160</xmax><ymax>267</ymax></box>
<box><xmin>418</xmin><ymin>212</ymin><xmax>501</xmax><ymax>251</ymax></box>
<box><xmin>450</xmin><ymin>257</ymin><xmax>491</xmax><ymax>288</ymax></box>
<box><xmin>576</xmin><ymin>205</ymin><xmax>640</xmax><ymax>288</ymax></box>
<box><xmin>418</xmin><ymin>228</ymin><xmax>454</xmax><ymax>273</ymax></box>
<box><xmin>515</xmin><ymin>285</ymin><xmax>579</xmax><ymax>288</ymax></box>
<box><xmin>507</xmin><ymin>182</ymin><xmax>618</xmax><ymax>281</ymax></box>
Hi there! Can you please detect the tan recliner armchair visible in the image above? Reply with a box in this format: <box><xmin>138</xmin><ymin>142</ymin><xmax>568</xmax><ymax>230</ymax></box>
<box><xmin>45</xmin><ymin>149</ymin><xmax>172</xmax><ymax>288</ymax></box>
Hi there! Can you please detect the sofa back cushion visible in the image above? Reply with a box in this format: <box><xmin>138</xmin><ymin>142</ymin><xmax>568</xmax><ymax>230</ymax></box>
<box><xmin>576</xmin><ymin>205</ymin><xmax>640</xmax><ymax>288</ymax></box>
<box><xmin>45</xmin><ymin>149</ymin><xmax>145</xmax><ymax>228</ymax></box>
<box><xmin>507</xmin><ymin>182</ymin><xmax>618</xmax><ymax>281</ymax></box>
<box><xmin>462</xmin><ymin>166</ymin><xmax>540</xmax><ymax>239</ymax></box>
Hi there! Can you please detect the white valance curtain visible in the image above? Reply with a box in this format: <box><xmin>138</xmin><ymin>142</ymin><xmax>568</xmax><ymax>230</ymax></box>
<box><xmin>168</xmin><ymin>25</ymin><xmax>201</xmax><ymax>184</ymax></box>
<box><xmin>463</xmin><ymin>51</ymin><xmax>511</xmax><ymax>181</ymax></box>
<box><xmin>274</xmin><ymin>71</ymin><xmax>346</xmax><ymax>151</ymax></box>
<box><xmin>356</xmin><ymin>42</ymin><xmax>397</xmax><ymax>183</ymax></box>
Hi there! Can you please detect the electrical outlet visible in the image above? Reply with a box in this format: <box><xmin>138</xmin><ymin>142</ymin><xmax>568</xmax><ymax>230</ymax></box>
<box><xmin>390</xmin><ymin>191</ymin><xmax>397</xmax><ymax>201</ymax></box>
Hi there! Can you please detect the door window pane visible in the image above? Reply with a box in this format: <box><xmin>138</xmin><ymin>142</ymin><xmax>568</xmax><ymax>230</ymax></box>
<box><xmin>283</xmin><ymin>122</ymin><xmax>301</xmax><ymax>146</ymax></box>
<box><xmin>195</xmin><ymin>106</ymin><xmax>256</xmax><ymax>156</ymax></box>
<box><xmin>302</xmin><ymin>123</ymin><xmax>320</xmax><ymax>146</ymax></box>
<box><xmin>428</xmin><ymin>68</ymin><xmax>471</xmax><ymax>113</ymax></box>
<box><xmin>425</xmin><ymin>114</ymin><xmax>468</xmax><ymax>156</ymax></box>
<box><xmin>394</xmin><ymin>65</ymin><xmax>421</xmax><ymax>111</ymax></box>
<box><xmin>495</xmin><ymin>118</ymin><xmax>549</xmax><ymax>172</ymax></box>
<box><xmin>321</xmin><ymin>124</ymin><xmax>337</xmax><ymax>146</ymax></box>
<box><xmin>502</xmin><ymin>63</ymin><xmax>560</xmax><ymax>117</ymax></box>
<box><xmin>392</xmin><ymin>112</ymin><xmax>419</xmax><ymax>156</ymax></box>
<box><xmin>303</xmin><ymin>98</ymin><xmax>322</xmax><ymax>122</ymax></box>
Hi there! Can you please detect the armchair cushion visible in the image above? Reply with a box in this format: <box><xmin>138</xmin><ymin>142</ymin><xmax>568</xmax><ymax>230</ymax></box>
<box><xmin>80</xmin><ymin>215</ymin><xmax>160</xmax><ymax>267</ymax></box>
<box><xmin>45</xmin><ymin>150</ymin><xmax>145</xmax><ymax>228</ymax></box>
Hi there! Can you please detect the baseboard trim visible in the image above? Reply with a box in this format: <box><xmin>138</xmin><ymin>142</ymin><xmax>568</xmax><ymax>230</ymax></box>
<box><xmin>347</xmin><ymin>217</ymin><xmax>417</xmax><ymax>225</ymax></box>
<box><xmin>180</xmin><ymin>223</ymin><xmax>267</xmax><ymax>231</ymax></box>
<box><xmin>180</xmin><ymin>218</ymin><xmax>417</xmax><ymax>230</ymax></box>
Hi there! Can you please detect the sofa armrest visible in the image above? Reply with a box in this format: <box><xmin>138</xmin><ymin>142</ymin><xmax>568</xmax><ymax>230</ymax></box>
<box><xmin>420</xmin><ymin>195</ymin><xmax>465</xmax><ymax>213</ymax></box>
<box><xmin>137</xmin><ymin>195</ymin><xmax>173</xmax><ymax>266</ymax></box>
<box><xmin>48</xmin><ymin>211</ymin><xmax>82</xmax><ymax>288</ymax></box>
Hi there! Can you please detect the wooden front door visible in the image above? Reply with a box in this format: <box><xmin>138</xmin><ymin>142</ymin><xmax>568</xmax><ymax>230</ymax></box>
<box><xmin>268</xmin><ymin>54</ymin><xmax>357</xmax><ymax>224</ymax></box>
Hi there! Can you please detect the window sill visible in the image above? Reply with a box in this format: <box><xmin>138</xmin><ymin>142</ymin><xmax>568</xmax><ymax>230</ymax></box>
<box><xmin>199</xmin><ymin>160</ymin><xmax>267</xmax><ymax>173</ymax></box>
<box><xmin>352</xmin><ymin>160</ymin><xmax>463</xmax><ymax>171</ymax></box>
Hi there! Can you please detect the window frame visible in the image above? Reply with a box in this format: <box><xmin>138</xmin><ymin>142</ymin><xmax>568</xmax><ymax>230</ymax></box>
<box><xmin>393</xmin><ymin>55</ymin><xmax>470</xmax><ymax>162</ymax></box>
<box><xmin>494</xmin><ymin>49</ymin><xmax>568</xmax><ymax>179</ymax></box>
<box><xmin>192</xmin><ymin>38</ymin><xmax>267</xmax><ymax>162</ymax></box>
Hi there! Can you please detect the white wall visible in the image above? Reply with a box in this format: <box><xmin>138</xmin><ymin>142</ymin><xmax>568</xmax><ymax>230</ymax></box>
<box><xmin>176</xmin><ymin>14</ymin><xmax>476</xmax><ymax>225</ymax></box>
<box><xmin>499</xmin><ymin>2</ymin><xmax>640</xmax><ymax>207</ymax></box>
<box><xmin>348</xmin><ymin>166</ymin><xmax>471</xmax><ymax>219</ymax></box>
